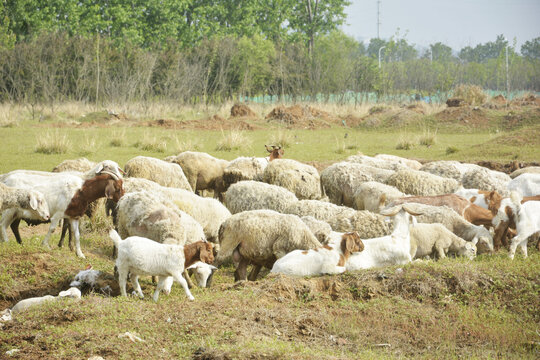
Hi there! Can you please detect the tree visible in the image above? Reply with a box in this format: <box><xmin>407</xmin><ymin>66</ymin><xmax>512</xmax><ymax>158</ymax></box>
<box><xmin>367</xmin><ymin>37</ymin><xmax>387</xmax><ymax>58</ymax></box>
<box><xmin>0</xmin><ymin>0</ymin><xmax>15</xmax><ymax>49</ymax></box>
<box><xmin>521</xmin><ymin>37</ymin><xmax>540</xmax><ymax>60</ymax></box>
<box><xmin>429</xmin><ymin>42</ymin><xmax>453</xmax><ymax>62</ymax></box>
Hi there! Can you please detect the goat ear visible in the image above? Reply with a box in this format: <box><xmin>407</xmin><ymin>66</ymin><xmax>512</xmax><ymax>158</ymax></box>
<box><xmin>94</xmin><ymin>163</ymin><xmax>104</xmax><ymax>174</ymax></box>
<box><xmin>29</xmin><ymin>195</ymin><xmax>38</xmax><ymax>210</ymax></box>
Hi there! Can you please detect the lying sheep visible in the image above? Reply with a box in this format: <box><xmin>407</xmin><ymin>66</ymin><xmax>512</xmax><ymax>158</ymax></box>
<box><xmin>262</xmin><ymin>159</ymin><xmax>322</xmax><ymax>200</ymax></box>
<box><xmin>10</xmin><ymin>287</ymin><xmax>81</xmax><ymax>314</ymax></box>
<box><xmin>223</xmin><ymin>180</ymin><xmax>298</xmax><ymax>214</ymax></box>
<box><xmin>320</xmin><ymin>162</ymin><xmax>373</xmax><ymax>207</ymax></box>
<box><xmin>353</xmin><ymin>181</ymin><xmax>404</xmax><ymax>212</ymax></box>
<box><xmin>110</xmin><ymin>229</ymin><xmax>214</xmax><ymax>301</ymax></box>
<box><xmin>171</xmin><ymin>151</ymin><xmax>229</xmax><ymax>199</ymax></box>
<box><xmin>390</xmin><ymin>202</ymin><xmax>494</xmax><ymax>254</ymax></box>
<box><xmin>346</xmin><ymin>154</ymin><xmax>407</xmax><ymax>171</ymax></box>
<box><xmin>124</xmin><ymin>156</ymin><xmax>192</xmax><ymax>191</ymax></box>
<box><xmin>222</xmin><ymin>157</ymin><xmax>268</xmax><ymax>190</ymax></box>
<box><xmin>284</xmin><ymin>200</ymin><xmax>390</xmax><ymax>239</ymax></box>
<box><xmin>216</xmin><ymin>210</ymin><xmax>322</xmax><ymax>281</ymax></box>
<box><xmin>409</xmin><ymin>223</ymin><xmax>478</xmax><ymax>260</ymax></box>
<box><xmin>385</xmin><ymin>169</ymin><xmax>460</xmax><ymax>196</ymax></box>
<box><xmin>52</xmin><ymin>158</ymin><xmax>97</xmax><ymax>173</ymax></box>
<box><xmin>462</xmin><ymin>167</ymin><xmax>511</xmax><ymax>195</ymax></box>
<box><xmin>420</xmin><ymin>160</ymin><xmax>466</xmax><ymax>181</ymax></box>
<box><xmin>271</xmin><ymin>232</ymin><xmax>364</xmax><ymax>276</ymax></box>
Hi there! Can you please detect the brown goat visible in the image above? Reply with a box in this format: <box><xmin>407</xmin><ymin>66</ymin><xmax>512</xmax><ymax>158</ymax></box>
<box><xmin>64</xmin><ymin>174</ymin><xmax>124</xmax><ymax>218</ymax></box>
<box><xmin>265</xmin><ymin>144</ymin><xmax>284</xmax><ymax>161</ymax></box>
<box><xmin>184</xmin><ymin>241</ymin><xmax>215</xmax><ymax>268</ymax></box>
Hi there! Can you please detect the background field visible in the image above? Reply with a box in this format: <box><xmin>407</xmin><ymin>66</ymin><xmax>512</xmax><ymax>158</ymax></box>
<box><xmin>0</xmin><ymin>101</ymin><xmax>539</xmax><ymax>359</ymax></box>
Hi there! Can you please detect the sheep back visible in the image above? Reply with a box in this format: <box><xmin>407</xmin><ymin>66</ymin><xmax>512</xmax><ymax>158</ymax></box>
<box><xmin>222</xmin><ymin>157</ymin><xmax>268</xmax><ymax>190</ymax></box>
<box><xmin>462</xmin><ymin>167</ymin><xmax>510</xmax><ymax>195</ymax></box>
<box><xmin>223</xmin><ymin>180</ymin><xmax>298</xmax><ymax>214</ymax></box>
<box><xmin>352</xmin><ymin>181</ymin><xmax>404</xmax><ymax>212</ymax></box>
<box><xmin>263</xmin><ymin>159</ymin><xmax>322</xmax><ymax>200</ymax></box>
<box><xmin>52</xmin><ymin>158</ymin><xmax>97</xmax><ymax>173</ymax></box>
<box><xmin>172</xmin><ymin>151</ymin><xmax>229</xmax><ymax>194</ymax></box>
<box><xmin>124</xmin><ymin>156</ymin><xmax>192</xmax><ymax>191</ymax></box>
<box><xmin>320</xmin><ymin>162</ymin><xmax>373</xmax><ymax>207</ymax></box>
<box><xmin>385</xmin><ymin>169</ymin><xmax>460</xmax><ymax>196</ymax></box>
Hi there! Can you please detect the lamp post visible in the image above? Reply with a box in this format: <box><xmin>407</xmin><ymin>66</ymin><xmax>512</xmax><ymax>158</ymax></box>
<box><xmin>378</xmin><ymin>46</ymin><xmax>386</xmax><ymax>69</ymax></box>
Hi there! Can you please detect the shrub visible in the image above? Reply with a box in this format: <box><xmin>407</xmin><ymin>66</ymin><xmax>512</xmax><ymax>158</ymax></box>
<box><xmin>419</xmin><ymin>129</ymin><xmax>437</xmax><ymax>147</ymax></box>
<box><xmin>446</xmin><ymin>146</ymin><xmax>459</xmax><ymax>155</ymax></box>
<box><xmin>215</xmin><ymin>130</ymin><xmax>251</xmax><ymax>151</ymax></box>
<box><xmin>453</xmin><ymin>85</ymin><xmax>487</xmax><ymax>105</ymax></box>
<box><xmin>35</xmin><ymin>131</ymin><xmax>71</xmax><ymax>154</ymax></box>
<box><xmin>269</xmin><ymin>128</ymin><xmax>294</xmax><ymax>148</ymax></box>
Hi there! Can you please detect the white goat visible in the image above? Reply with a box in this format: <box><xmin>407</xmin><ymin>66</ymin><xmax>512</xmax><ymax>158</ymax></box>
<box><xmin>109</xmin><ymin>230</ymin><xmax>214</xmax><ymax>302</ymax></box>
<box><xmin>271</xmin><ymin>232</ymin><xmax>364</xmax><ymax>276</ymax></box>
<box><xmin>346</xmin><ymin>204</ymin><xmax>421</xmax><ymax>271</ymax></box>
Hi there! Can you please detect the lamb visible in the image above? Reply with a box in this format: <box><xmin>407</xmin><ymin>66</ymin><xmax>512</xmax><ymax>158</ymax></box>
<box><xmin>124</xmin><ymin>156</ymin><xmax>192</xmax><ymax>191</ymax></box>
<box><xmin>462</xmin><ymin>167</ymin><xmax>511</xmax><ymax>196</ymax></box>
<box><xmin>10</xmin><ymin>287</ymin><xmax>81</xmax><ymax>314</ymax></box>
<box><xmin>353</xmin><ymin>181</ymin><xmax>404</xmax><ymax>212</ymax></box>
<box><xmin>507</xmin><ymin>173</ymin><xmax>540</xmax><ymax>197</ymax></box>
<box><xmin>109</xmin><ymin>229</ymin><xmax>214</xmax><ymax>301</ymax></box>
<box><xmin>262</xmin><ymin>159</ymin><xmax>322</xmax><ymax>200</ymax></box>
<box><xmin>320</xmin><ymin>162</ymin><xmax>374</xmax><ymax>207</ymax></box>
<box><xmin>271</xmin><ymin>232</ymin><xmax>365</xmax><ymax>276</ymax></box>
<box><xmin>1</xmin><ymin>172</ymin><xmax>124</xmax><ymax>258</ymax></box>
<box><xmin>388</xmin><ymin>202</ymin><xmax>494</xmax><ymax>254</ymax></box>
<box><xmin>0</xmin><ymin>183</ymin><xmax>50</xmax><ymax>230</ymax></box>
<box><xmin>346</xmin><ymin>204</ymin><xmax>421</xmax><ymax>271</ymax></box>
<box><xmin>223</xmin><ymin>180</ymin><xmax>298</xmax><ymax>214</ymax></box>
<box><xmin>216</xmin><ymin>210</ymin><xmax>322</xmax><ymax>281</ymax></box>
<box><xmin>385</xmin><ymin>169</ymin><xmax>460</xmax><ymax>196</ymax></box>
<box><xmin>222</xmin><ymin>156</ymin><xmax>268</xmax><ymax>191</ymax></box>
<box><xmin>171</xmin><ymin>151</ymin><xmax>229</xmax><ymax>198</ymax></box>
<box><xmin>409</xmin><ymin>223</ymin><xmax>478</xmax><ymax>260</ymax></box>
<box><xmin>284</xmin><ymin>200</ymin><xmax>390</xmax><ymax>239</ymax></box>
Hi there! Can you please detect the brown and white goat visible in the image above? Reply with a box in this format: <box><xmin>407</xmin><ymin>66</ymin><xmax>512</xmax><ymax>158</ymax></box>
<box><xmin>265</xmin><ymin>144</ymin><xmax>284</xmax><ymax>161</ymax></box>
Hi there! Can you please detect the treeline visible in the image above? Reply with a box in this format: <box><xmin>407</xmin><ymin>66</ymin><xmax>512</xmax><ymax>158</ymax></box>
<box><xmin>0</xmin><ymin>1</ymin><xmax>539</xmax><ymax>106</ymax></box>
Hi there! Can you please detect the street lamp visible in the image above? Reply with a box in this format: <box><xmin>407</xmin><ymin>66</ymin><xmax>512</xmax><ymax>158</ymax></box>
<box><xmin>378</xmin><ymin>46</ymin><xmax>386</xmax><ymax>69</ymax></box>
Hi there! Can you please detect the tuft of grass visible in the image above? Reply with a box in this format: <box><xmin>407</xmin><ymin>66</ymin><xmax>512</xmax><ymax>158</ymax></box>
<box><xmin>215</xmin><ymin>130</ymin><xmax>251</xmax><ymax>151</ymax></box>
<box><xmin>34</xmin><ymin>130</ymin><xmax>71</xmax><ymax>154</ymax></box>
<box><xmin>369</xmin><ymin>105</ymin><xmax>387</xmax><ymax>115</ymax></box>
<box><xmin>453</xmin><ymin>84</ymin><xmax>487</xmax><ymax>105</ymax></box>
<box><xmin>268</xmin><ymin>128</ymin><xmax>294</xmax><ymax>148</ymax></box>
<box><xmin>109</xmin><ymin>129</ymin><xmax>126</xmax><ymax>147</ymax></box>
<box><xmin>396</xmin><ymin>133</ymin><xmax>416</xmax><ymax>150</ymax></box>
<box><xmin>133</xmin><ymin>132</ymin><xmax>167</xmax><ymax>153</ymax></box>
<box><xmin>78</xmin><ymin>138</ymin><xmax>97</xmax><ymax>156</ymax></box>
<box><xmin>174</xmin><ymin>136</ymin><xmax>202</xmax><ymax>153</ymax></box>
<box><xmin>446</xmin><ymin>146</ymin><xmax>459</xmax><ymax>155</ymax></box>
<box><xmin>419</xmin><ymin>128</ymin><xmax>437</xmax><ymax>147</ymax></box>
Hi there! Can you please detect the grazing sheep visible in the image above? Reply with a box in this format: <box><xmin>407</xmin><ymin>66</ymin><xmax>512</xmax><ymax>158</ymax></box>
<box><xmin>222</xmin><ymin>157</ymin><xmax>268</xmax><ymax>190</ymax></box>
<box><xmin>262</xmin><ymin>159</ymin><xmax>322</xmax><ymax>200</ymax></box>
<box><xmin>320</xmin><ymin>162</ymin><xmax>373</xmax><ymax>207</ymax></box>
<box><xmin>507</xmin><ymin>173</ymin><xmax>540</xmax><ymax>197</ymax></box>
<box><xmin>385</xmin><ymin>169</ymin><xmax>460</xmax><ymax>196</ymax></box>
<box><xmin>109</xmin><ymin>229</ymin><xmax>214</xmax><ymax>301</ymax></box>
<box><xmin>223</xmin><ymin>180</ymin><xmax>298</xmax><ymax>214</ymax></box>
<box><xmin>390</xmin><ymin>203</ymin><xmax>494</xmax><ymax>254</ymax></box>
<box><xmin>346</xmin><ymin>204</ymin><xmax>420</xmax><ymax>271</ymax></box>
<box><xmin>171</xmin><ymin>151</ymin><xmax>229</xmax><ymax>199</ymax></box>
<box><xmin>124</xmin><ymin>156</ymin><xmax>192</xmax><ymax>191</ymax></box>
<box><xmin>271</xmin><ymin>232</ymin><xmax>364</xmax><ymax>276</ymax></box>
<box><xmin>300</xmin><ymin>216</ymin><xmax>333</xmax><ymax>244</ymax></box>
<box><xmin>409</xmin><ymin>224</ymin><xmax>478</xmax><ymax>260</ymax></box>
<box><xmin>420</xmin><ymin>161</ymin><xmax>465</xmax><ymax>181</ymax></box>
<box><xmin>284</xmin><ymin>200</ymin><xmax>390</xmax><ymax>239</ymax></box>
<box><xmin>510</xmin><ymin>166</ymin><xmax>540</xmax><ymax>179</ymax></box>
<box><xmin>52</xmin><ymin>158</ymin><xmax>97</xmax><ymax>173</ymax></box>
<box><xmin>346</xmin><ymin>154</ymin><xmax>407</xmax><ymax>171</ymax></box>
<box><xmin>0</xmin><ymin>183</ymin><xmax>50</xmax><ymax>225</ymax></box>
<box><xmin>216</xmin><ymin>210</ymin><xmax>322</xmax><ymax>281</ymax></box>
<box><xmin>353</xmin><ymin>181</ymin><xmax>405</xmax><ymax>212</ymax></box>
<box><xmin>462</xmin><ymin>167</ymin><xmax>511</xmax><ymax>195</ymax></box>
<box><xmin>374</xmin><ymin>154</ymin><xmax>422</xmax><ymax>170</ymax></box>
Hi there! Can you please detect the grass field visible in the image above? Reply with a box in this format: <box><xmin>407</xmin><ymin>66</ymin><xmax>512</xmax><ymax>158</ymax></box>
<box><xmin>0</xmin><ymin>101</ymin><xmax>539</xmax><ymax>359</ymax></box>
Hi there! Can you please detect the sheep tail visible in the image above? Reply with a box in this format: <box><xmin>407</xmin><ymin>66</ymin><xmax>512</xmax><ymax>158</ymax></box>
<box><xmin>108</xmin><ymin>229</ymin><xmax>123</xmax><ymax>248</ymax></box>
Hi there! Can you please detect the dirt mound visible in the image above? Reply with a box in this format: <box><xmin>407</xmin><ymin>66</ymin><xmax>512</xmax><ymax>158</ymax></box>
<box><xmin>435</xmin><ymin>106</ymin><xmax>489</xmax><ymax>127</ymax></box>
<box><xmin>493</xmin><ymin>94</ymin><xmax>507</xmax><ymax>104</ymax></box>
<box><xmin>511</xmin><ymin>93</ymin><xmax>540</xmax><ymax>107</ymax></box>
<box><xmin>231</xmin><ymin>103</ymin><xmax>257</xmax><ymax>118</ymax></box>
<box><xmin>146</xmin><ymin>118</ymin><xmax>179</xmax><ymax>128</ymax></box>
<box><xmin>165</xmin><ymin>114</ymin><xmax>259</xmax><ymax>130</ymax></box>
<box><xmin>265</xmin><ymin>105</ymin><xmax>331</xmax><ymax>128</ymax></box>
<box><xmin>474</xmin><ymin>160</ymin><xmax>540</xmax><ymax>174</ymax></box>
<box><xmin>492</xmin><ymin>125</ymin><xmax>540</xmax><ymax>147</ymax></box>
<box><xmin>446</xmin><ymin>98</ymin><xmax>465</xmax><ymax>107</ymax></box>
<box><xmin>406</xmin><ymin>102</ymin><xmax>427</xmax><ymax>114</ymax></box>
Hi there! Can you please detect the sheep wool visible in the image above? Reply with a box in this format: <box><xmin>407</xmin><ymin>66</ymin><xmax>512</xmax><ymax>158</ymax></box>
<box><xmin>420</xmin><ymin>161</ymin><xmax>464</xmax><ymax>181</ymax></box>
<box><xmin>223</xmin><ymin>180</ymin><xmax>299</xmax><ymax>214</ymax></box>
<box><xmin>462</xmin><ymin>167</ymin><xmax>510</xmax><ymax>196</ymax></box>
<box><xmin>374</xmin><ymin>154</ymin><xmax>422</xmax><ymax>170</ymax></box>
<box><xmin>262</xmin><ymin>159</ymin><xmax>322</xmax><ymax>200</ymax></box>
<box><xmin>52</xmin><ymin>158</ymin><xmax>97</xmax><ymax>173</ymax></box>
<box><xmin>124</xmin><ymin>156</ymin><xmax>192</xmax><ymax>191</ymax></box>
<box><xmin>346</xmin><ymin>154</ymin><xmax>407</xmax><ymax>171</ymax></box>
<box><xmin>352</xmin><ymin>181</ymin><xmax>404</xmax><ymax>212</ymax></box>
<box><xmin>510</xmin><ymin>166</ymin><xmax>540</xmax><ymax>179</ymax></box>
<box><xmin>385</xmin><ymin>169</ymin><xmax>460</xmax><ymax>196</ymax></box>
<box><xmin>300</xmin><ymin>216</ymin><xmax>333</xmax><ymax>244</ymax></box>
<box><xmin>320</xmin><ymin>162</ymin><xmax>373</xmax><ymax>207</ymax></box>
<box><xmin>222</xmin><ymin>157</ymin><xmax>268</xmax><ymax>190</ymax></box>
<box><xmin>172</xmin><ymin>151</ymin><xmax>229</xmax><ymax>196</ymax></box>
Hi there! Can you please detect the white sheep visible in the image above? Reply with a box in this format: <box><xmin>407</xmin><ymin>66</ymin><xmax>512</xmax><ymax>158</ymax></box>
<box><xmin>420</xmin><ymin>160</ymin><xmax>466</xmax><ymax>181</ymax></box>
<box><xmin>510</xmin><ymin>166</ymin><xmax>540</xmax><ymax>179</ymax></box>
<box><xmin>124</xmin><ymin>155</ymin><xmax>192</xmax><ymax>191</ymax></box>
<box><xmin>284</xmin><ymin>200</ymin><xmax>390</xmax><ymax>239</ymax></box>
<box><xmin>222</xmin><ymin>156</ymin><xmax>268</xmax><ymax>190</ymax></box>
<box><xmin>171</xmin><ymin>151</ymin><xmax>229</xmax><ymax>198</ymax></box>
<box><xmin>109</xmin><ymin>229</ymin><xmax>214</xmax><ymax>301</ymax></box>
<box><xmin>0</xmin><ymin>183</ymin><xmax>50</xmax><ymax>235</ymax></box>
<box><xmin>52</xmin><ymin>158</ymin><xmax>97</xmax><ymax>173</ymax></box>
<box><xmin>385</xmin><ymin>169</ymin><xmax>460</xmax><ymax>196</ymax></box>
<box><xmin>409</xmin><ymin>223</ymin><xmax>478</xmax><ymax>260</ymax></box>
<box><xmin>462</xmin><ymin>167</ymin><xmax>511</xmax><ymax>195</ymax></box>
<box><xmin>507</xmin><ymin>173</ymin><xmax>540</xmax><ymax>197</ymax></box>
<box><xmin>320</xmin><ymin>162</ymin><xmax>374</xmax><ymax>207</ymax></box>
<box><xmin>223</xmin><ymin>180</ymin><xmax>298</xmax><ymax>214</ymax></box>
<box><xmin>271</xmin><ymin>232</ymin><xmax>365</xmax><ymax>276</ymax></box>
<box><xmin>346</xmin><ymin>204</ymin><xmax>421</xmax><ymax>271</ymax></box>
<box><xmin>300</xmin><ymin>216</ymin><xmax>333</xmax><ymax>244</ymax></box>
<box><xmin>262</xmin><ymin>159</ymin><xmax>322</xmax><ymax>200</ymax></box>
<box><xmin>10</xmin><ymin>287</ymin><xmax>81</xmax><ymax>314</ymax></box>
<box><xmin>346</xmin><ymin>154</ymin><xmax>407</xmax><ymax>171</ymax></box>
<box><xmin>374</xmin><ymin>154</ymin><xmax>422</xmax><ymax>170</ymax></box>
<box><xmin>352</xmin><ymin>181</ymin><xmax>405</xmax><ymax>212</ymax></box>
<box><xmin>216</xmin><ymin>209</ymin><xmax>322</xmax><ymax>281</ymax></box>
<box><xmin>390</xmin><ymin>202</ymin><xmax>494</xmax><ymax>254</ymax></box>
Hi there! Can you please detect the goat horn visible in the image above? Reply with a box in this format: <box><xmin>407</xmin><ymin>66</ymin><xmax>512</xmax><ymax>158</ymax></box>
<box><xmin>100</xmin><ymin>170</ymin><xmax>119</xmax><ymax>181</ymax></box>
<box><xmin>402</xmin><ymin>203</ymin><xmax>423</xmax><ymax>216</ymax></box>
<box><xmin>380</xmin><ymin>205</ymin><xmax>401</xmax><ymax>217</ymax></box>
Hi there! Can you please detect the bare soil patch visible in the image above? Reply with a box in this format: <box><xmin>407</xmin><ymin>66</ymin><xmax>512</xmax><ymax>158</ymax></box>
<box><xmin>231</xmin><ymin>103</ymin><xmax>257</xmax><ymax>118</ymax></box>
<box><xmin>265</xmin><ymin>105</ymin><xmax>332</xmax><ymax>129</ymax></box>
<box><xmin>435</xmin><ymin>106</ymin><xmax>490</xmax><ymax>128</ymax></box>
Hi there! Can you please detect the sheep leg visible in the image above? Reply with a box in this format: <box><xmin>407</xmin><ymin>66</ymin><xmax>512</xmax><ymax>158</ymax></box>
<box><xmin>234</xmin><ymin>256</ymin><xmax>250</xmax><ymax>282</ymax></box>
<box><xmin>117</xmin><ymin>266</ymin><xmax>129</xmax><ymax>297</ymax></box>
<box><xmin>10</xmin><ymin>218</ymin><xmax>22</xmax><ymax>244</ymax></box>
<box><xmin>434</xmin><ymin>243</ymin><xmax>447</xmax><ymax>260</ymax></box>
<box><xmin>247</xmin><ymin>264</ymin><xmax>262</xmax><ymax>281</ymax></box>
<box><xmin>183</xmin><ymin>270</ymin><xmax>195</xmax><ymax>289</ymax></box>
<box><xmin>172</xmin><ymin>271</ymin><xmax>195</xmax><ymax>301</ymax></box>
<box><xmin>0</xmin><ymin>209</ymin><xmax>17</xmax><ymax>242</ymax></box>
<box><xmin>70</xmin><ymin>219</ymin><xmax>85</xmax><ymax>258</ymax></box>
<box><xmin>58</xmin><ymin>219</ymin><xmax>73</xmax><ymax>250</ymax></box>
<box><xmin>153</xmin><ymin>277</ymin><xmax>170</xmax><ymax>302</ymax></box>
<box><xmin>130</xmin><ymin>273</ymin><xmax>144</xmax><ymax>298</ymax></box>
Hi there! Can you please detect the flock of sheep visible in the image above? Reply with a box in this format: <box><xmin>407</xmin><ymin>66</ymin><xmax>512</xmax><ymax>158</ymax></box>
<box><xmin>1</xmin><ymin>147</ymin><xmax>539</xmax><ymax>304</ymax></box>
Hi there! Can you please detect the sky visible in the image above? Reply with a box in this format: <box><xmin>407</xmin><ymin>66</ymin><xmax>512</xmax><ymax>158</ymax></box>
<box><xmin>343</xmin><ymin>0</ymin><xmax>540</xmax><ymax>51</ymax></box>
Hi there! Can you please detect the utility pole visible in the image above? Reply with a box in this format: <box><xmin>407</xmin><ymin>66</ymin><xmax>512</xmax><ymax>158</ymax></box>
<box><xmin>377</xmin><ymin>0</ymin><xmax>381</xmax><ymax>39</ymax></box>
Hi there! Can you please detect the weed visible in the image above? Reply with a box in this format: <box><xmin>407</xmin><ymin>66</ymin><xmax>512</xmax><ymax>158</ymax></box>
<box><xmin>134</xmin><ymin>132</ymin><xmax>167</xmax><ymax>153</ymax></box>
<box><xmin>78</xmin><ymin>138</ymin><xmax>97</xmax><ymax>156</ymax></box>
<box><xmin>268</xmin><ymin>128</ymin><xmax>294</xmax><ymax>148</ymax></box>
<box><xmin>35</xmin><ymin>130</ymin><xmax>71</xmax><ymax>154</ymax></box>
<box><xmin>369</xmin><ymin>105</ymin><xmax>387</xmax><ymax>115</ymax></box>
<box><xmin>446</xmin><ymin>146</ymin><xmax>459</xmax><ymax>155</ymax></box>
<box><xmin>109</xmin><ymin>129</ymin><xmax>126</xmax><ymax>147</ymax></box>
<box><xmin>215</xmin><ymin>130</ymin><xmax>251</xmax><ymax>151</ymax></box>
<box><xmin>396</xmin><ymin>134</ymin><xmax>416</xmax><ymax>150</ymax></box>
<box><xmin>419</xmin><ymin>128</ymin><xmax>437</xmax><ymax>147</ymax></box>
<box><xmin>174</xmin><ymin>136</ymin><xmax>202</xmax><ymax>153</ymax></box>
<box><xmin>453</xmin><ymin>84</ymin><xmax>487</xmax><ymax>105</ymax></box>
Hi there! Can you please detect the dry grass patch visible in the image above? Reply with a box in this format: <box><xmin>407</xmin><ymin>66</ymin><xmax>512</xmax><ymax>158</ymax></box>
<box><xmin>453</xmin><ymin>84</ymin><xmax>488</xmax><ymax>105</ymax></box>
<box><xmin>133</xmin><ymin>132</ymin><xmax>167</xmax><ymax>153</ymax></box>
<box><xmin>34</xmin><ymin>130</ymin><xmax>71</xmax><ymax>154</ymax></box>
<box><xmin>268</xmin><ymin>128</ymin><xmax>295</xmax><ymax>148</ymax></box>
<box><xmin>419</xmin><ymin>128</ymin><xmax>437</xmax><ymax>147</ymax></box>
<box><xmin>215</xmin><ymin>130</ymin><xmax>252</xmax><ymax>151</ymax></box>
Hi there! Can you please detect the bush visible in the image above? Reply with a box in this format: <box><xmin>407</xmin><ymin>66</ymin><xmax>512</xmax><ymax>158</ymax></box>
<box><xmin>215</xmin><ymin>130</ymin><xmax>251</xmax><ymax>151</ymax></box>
<box><xmin>35</xmin><ymin>131</ymin><xmax>71</xmax><ymax>154</ymax></box>
<box><xmin>268</xmin><ymin>128</ymin><xmax>294</xmax><ymax>148</ymax></box>
<box><xmin>446</xmin><ymin>146</ymin><xmax>459</xmax><ymax>155</ymax></box>
<box><xmin>453</xmin><ymin>85</ymin><xmax>487</xmax><ymax>105</ymax></box>
<box><xmin>419</xmin><ymin>129</ymin><xmax>437</xmax><ymax>147</ymax></box>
